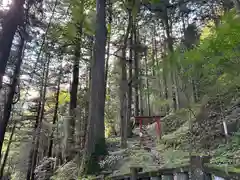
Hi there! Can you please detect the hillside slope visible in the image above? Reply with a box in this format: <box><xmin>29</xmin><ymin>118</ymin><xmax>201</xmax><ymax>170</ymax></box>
<box><xmin>99</xmin><ymin>97</ymin><xmax>240</xmax><ymax>177</ymax></box>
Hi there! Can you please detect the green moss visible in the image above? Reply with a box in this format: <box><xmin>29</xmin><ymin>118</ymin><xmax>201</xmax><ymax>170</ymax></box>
<box><xmin>161</xmin><ymin>105</ymin><xmax>200</xmax><ymax>135</ymax></box>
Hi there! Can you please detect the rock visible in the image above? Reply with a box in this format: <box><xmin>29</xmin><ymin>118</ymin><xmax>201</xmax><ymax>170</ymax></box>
<box><xmin>34</xmin><ymin>157</ymin><xmax>55</xmax><ymax>180</ymax></box>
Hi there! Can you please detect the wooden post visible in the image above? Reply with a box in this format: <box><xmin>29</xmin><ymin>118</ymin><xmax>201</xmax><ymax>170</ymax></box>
<box><xmin>190</xmin><ymin>156</ymin><xmax>212</xmax><ymax>180</ymax></box>
<box><xmin>174</xmin><ymin>172</ymin><xmax>189</xmax><ymax>180</ymax></box>
<box><xmin>155</xmin><ymin>118</ymin><xmax>161</xmax><ymax>140</ymax></box>
<box><xmin>140</xmin><ymin>118</ymin><xmax>143</xmax><ymax>147</ymax></box>
<box><xmin>130</xmin><ymin>167</ymin><xmax>142</xmax><ymax>180</ymax></box>
<box><xmin>162</xmin><ymin>174</ymin><xmax>174</xmax><ymax>180</ymax></box>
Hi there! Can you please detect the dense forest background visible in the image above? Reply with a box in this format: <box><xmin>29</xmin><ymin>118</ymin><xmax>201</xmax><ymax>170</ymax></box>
<box><xmin>0</xmin><ymin>0</ymin><xmax>240</xmax><ymax>179</ymax></box>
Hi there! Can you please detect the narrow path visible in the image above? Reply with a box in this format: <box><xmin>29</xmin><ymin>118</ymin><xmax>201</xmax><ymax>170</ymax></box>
<box><xmin>139</xmin><ymin>127</ymin><xmax>163</xmax><ymax>165</ymax></box>
<box><xmin>103</xmin><ymin>127</ymin><xmax>164</xmax><ymax>176</ymax></box>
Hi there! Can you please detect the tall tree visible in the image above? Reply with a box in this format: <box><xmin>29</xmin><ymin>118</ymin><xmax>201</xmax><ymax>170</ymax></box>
<box><xmin>66</xmin><ymin>33</ymin><xmax>81</xmax><ymax>161</ymax></box>
<box><xmin>133</xmin><ymin>21</ymin><xmax>140</xmax><ymax>116</ymax></box>
<box><xmin>104</xmin><ymin>0</ymin><xmax>112</xmax><ymax>101</ymax></box>
<box><xmin>0</xmin><ymin>0</ymin><xmax>25</xmax><ymax>88</ymax></box>
<box><xmin>30</xmin><ymin>54</ymin><xmax>50</xmax><ymax>180</ymax></box>
<box><xmin>0</xmin><ymin>116</ymin><xmax>16</xmax><ymax>178</ymax></box>
<box><xmin>80</xmin><ymin>0</ymin><xmax>107</xmax><ymax>174</ymax></box>
<box><xmin>47</xmin><ymin>67</ymin><xmax>62</xmax><ymax>158</ymax></box>
<box><xmin>127</xmin><ymin>23</ymin><xmax>133</xmax><ymax>138</ymax></box>
<box><xmin>120</xmin><ymin>6</ymin><xmax>132</xmax><ymax>148</ymax></box>
<box><xmin>144</xmin><ymin>48</ymin><xmax>151</xmax><ymax>116</ymax></box>
<box><xmin>0</xmin><ymin>35</ymin><xmax>25</xmax><ymax>161</ymax></box>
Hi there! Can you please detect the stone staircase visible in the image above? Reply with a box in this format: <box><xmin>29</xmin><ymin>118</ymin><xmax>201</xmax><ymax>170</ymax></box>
<box><xmin>140</xmin><ymin>127</ymin><xmax>163</xmax><ymax>165</ymax></box>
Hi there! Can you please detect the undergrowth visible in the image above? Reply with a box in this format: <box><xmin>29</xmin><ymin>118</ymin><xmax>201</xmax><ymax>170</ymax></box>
<box><xmin>211</xmin><ymin>131</ymin><xmax>240</xmax><ymax>166</ymax></box>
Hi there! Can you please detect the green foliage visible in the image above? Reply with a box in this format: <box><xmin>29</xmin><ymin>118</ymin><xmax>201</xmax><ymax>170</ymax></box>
<box><xmin>161</xmin><ymin>107</ymin><xmax>198</xmax><ymax>135</ymax></box>
<box><xmin>158</xmin><ymin>148</ymin><xmax>189</xmax><ymax>168</ymax></box>
<box><xmin>161</xmin><ymin>121</ymin><xmax>189</xmax><ymax>148</ymax></box>
<box><xmin>48</xmin><ymin>0</ymin><xmax>96</xmax><ymax>46</ymax></box>
<box><xmin>45</xmin><ymin>90</ymin><xmax>70</xmax><ymax>112</ymax></box>
<box><xmin>162</xmin><ymin>10</ymin><xmax>240</xmax><ymax>103</ymax></box>
<box><xmin>185</xmin><ymin>11</ymin><xmax>240</xmax><ymax>74</ymax></box>
<box><xmin>58</xmin><ymin>91</ymin><xmax>70</xmax><ymax>105</ymax></box>
<box><xmin>211</xmin><ymin>131</ymin><xmax>240</xmax><ymax>166</ymax></box>
<box><xmin>105</xmin><ymin>121</ymin><xmax>116</xmax><ymax>138</ymax></box>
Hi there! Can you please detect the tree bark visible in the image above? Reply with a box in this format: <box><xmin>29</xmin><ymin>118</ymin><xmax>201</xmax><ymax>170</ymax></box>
<box><xmin>163</xmin><ymin>7</ymin><xmax>177</xmax><ymax>112</ymax></box>
<box><xmin>26</xmin><ymin>87</ymin><xmax>43</xmax><ymax>180</ymax></box>
<box><xmin>0</xmin><ymin>118</ymin><xmax>16</xmax><ymax>178</ymax></box>
<box><xmin>26</xmin><ymin>1</ymin><xmax>58</xmax><ymax>177</ymax></box>
<box><xmin>153</xmin><ymin>23</ymin><xmax>164</xmax><ymax>99</ymax></box>
<box><xmin>104</xmin><ymin>0</ymin><xmax>112</xmax><ymax>102</ymax></box>
<box><xmin>82</xmin><ymin>36</ymin><xmax>93</xmax><ymax>150</ymax></box>
<box><xmin>139</xmin><ymin>73</ymin><xmax>144</xmax><ymax>116</ymax></box>
<box><xmin>48</xmin><ymin>68</ymin><xmax>61</xmax><ymax>157</ymax></box>
<box><xmin>120</xmin><ymin>8</ymin><xmax>133</xmax><ymax>148</ymax></box>
<box><xmin>0</xmin><ymin>0</ymin><xmax>25</xmax><ymax>88</ymax></box>
<box><xmin>30</xmin><ymin>54</ymin><xmax>50</xmax><ymax>180</ymax></box>
<box><xmin>0</xmin><ymin>37</ymin><xmax>24</xmax><ymax>161</ymax></box>
<box><xmin>80</xmin><ymin>0</ymin><xmax>107</xmax><ymax>174</ymax></box>
<box><xmin>144</xmin><ymin>51</ymin><xmax>151</xmax><ymax>116</ymax></box>
<box><xmin>133</xmin><ymin>22</ymin><xmax>140</xmax><ymax>117</ymax></box>
<box><xmin>127</xmin><ymin>25</ymin><xmax>133</xmax><ymax>138</ymax></box>
<box><xmin>66</xmin><ymin>39</ymin><xmax>81</xmax><ymax>161</ymax></box>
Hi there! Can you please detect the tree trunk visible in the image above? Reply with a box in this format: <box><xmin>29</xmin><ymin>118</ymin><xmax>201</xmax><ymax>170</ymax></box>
<box><xmin>153</xmin><ymin>22</ymin><xmax>164</xmax><ymax>99</ymax></box>
<box><xmin>120</xmin><ymin>54</ymin><xmax>128</xmax><ymax>148</ymax></box>
<box><xmin>127</xmin><ymin>25</ymin><xmax>133</xmax><ymax>138</ymax></box>
<box><xmin>0</xmin><ymin>0</ymin><xmax>25</xmax><ymax>88</ymax></box>
<box><xmin>26</xmin><ymin>1</ymin><xmax>58</xmax><ymax>176</ymax></box>
<box><xmin>48</xmin><ymin>68</ymin><xmax>61</xmax><ymax>157</ymax></box>
<box><xmin>120</xmin><ymin>9</ymin><xmax>132</xmax><ymax>148</ymax></box>
<box><xmin>30</xmin><ymin>55</ymin><xmax>50</xmax><ymax>180</ymax></box>
<box><xmin>26</xmin><ymin>92</ymin><xmax>43</xmax><ymax>180</ymax></box>
<box><xmin>82</xmin><ymin>37</ymin><xmax>93</xmax><ymax>150</ymax></box>
<box><xmin>80</xmin><ymin>0</ymin><xmax>107</xmax><ymax>174</ymax></box>
<box><xmin>151</xmin><ymin>32</ymin><xmax>156</xmax><ymax>78</ymax></box>
<box><xmin>26</xmin><ymin>74</ymin><xmax>46</xmax><ymax>180</ymax></box>
<box><xmin>133</xmin><ymin>22</ymin><xmax>139</xmax><ymax>117</ymax></box>
<box><xmin>139</xmin><ymin>73</ymin><xmax>144</xmax><ymax>116</ymax></box>
<box><xmin>67</xmin><ymin>0</ymin><xmax>84</xmax><ymax>160</ymax></box>
<box><xmin>66</xmin><ymin>39</ymin><xmax>81</xmax><ymax>161</ymax></box>
<box><xmin>223</xmin><ymin>0</ymin><xmax>234</xmax><ymax>13</ymax></box>
<box><xmin>104</xmin><ymin>0</ymin><xmax>112</xmax><ymax>102</ymax></box>
<box><xmin>163</xmin><ymin>7</ymin><xmax>177</xmax><ymax>112</ymax></box>
<box><xmin>0</xmin><ymin>37</ymin><xmax>24</xmax><ymax>161</ymax></box>
<box><xmin>144</xmin><ymin>51</ymin><xmax>151</xmax><ymax>116</ymax></box>
<box><xmin>172</xmin><ymin>71</ymin><xmax>180</xmax><ymax>110</ymax></box>
<box><xmin>0</xmin><ymin>118</ymin><xmax>16</xmax><ymax>178</ymax></box>
<box><xmin>233</xmin><ymin>0</ymin><xmax>240</xmax><ymax>13</ymax></box>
